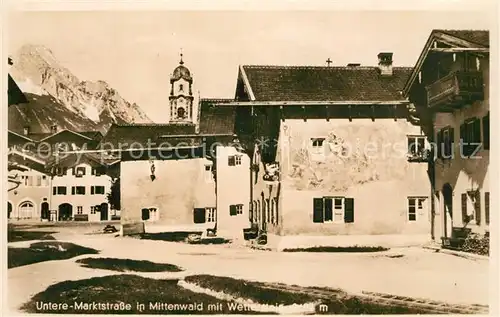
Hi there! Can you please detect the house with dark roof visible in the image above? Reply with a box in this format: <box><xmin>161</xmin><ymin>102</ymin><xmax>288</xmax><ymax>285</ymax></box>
<box><xmin>7</xmin><ymin>127</ymin><xmax>113</xmax><ymax>222</ymax></box>
<box><xmin>107</xmin><ymin>58</ymin><xmax>250</xmax><ymax>237</ymax></box>
<box><xmin>402</xmin><ymin>30</ymin><xmax>490</xmax><ymax>248</ymax></box>
<box><xmin>207</xmin><ymin>52</ymin><xmax>434</xmax><ymax>249</ymax></box>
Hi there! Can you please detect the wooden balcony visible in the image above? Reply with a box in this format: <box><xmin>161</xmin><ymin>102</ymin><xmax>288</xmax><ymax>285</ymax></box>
<box><xmin>426</xmin><ymin>71</ymin><xmax>484</xmax><ymax>111</ymax></box>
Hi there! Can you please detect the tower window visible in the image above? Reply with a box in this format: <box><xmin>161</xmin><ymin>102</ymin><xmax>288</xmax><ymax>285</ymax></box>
<box><xmin>177</xmin><ymin>107</ymin><xmax>186</xmax><ymax>119</ymax></box>
<box><xmin>179</xmin><ymin>84</ymin><xmax>184</xmax><ymax>92</ymax></box>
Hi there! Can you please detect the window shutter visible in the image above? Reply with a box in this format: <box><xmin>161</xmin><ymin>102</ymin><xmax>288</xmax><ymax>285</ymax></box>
<box><xmin>461</xmin><ymin>193</ymin><xmax>468</xmax><ymax>224</ymax></box>
<box><xmin>485</xmin><ymin>192</ymin><xmax>490</xmax><ymax>225</ymax></box>
<box><xmin>193</xmin><ymin>208</ymin><xmax>206</xmax><ymax>224</ymax></box>
<box><xmin>52</xmin><ymin>187</ymin><xmax>56</xmax><ymax>195</ymax></box>
<box><xmin>473</xmin><ymin>118</ymin><xmax>481</xmax><ymax>145</ymax></box>
<box><xmin>229</xmin><ymin>205</ymin><xmax>237</xmax><ymax>216</ymax></box>
<box><xmin>324</xmin><ymin>198</ymin><xmax>333</xmax><ymax>222</ymax></box>
<box><xmin>437</xmin><ymin>130</ymin><xmax>443</xmax><ymax>159</ymax></box>
<box><xmin>474</xmin><ymin>191</ymin><xmax>481</xmax><ymax>226</ymax></box>
<box><xmin>72</xmin><ymin>167</ymin><xmax>76</xmax><ymax>175</ymax></box>
<box><xmin>71</xmin><ymin>186</ymin><xmax>76</xmax><ymax>195</ymax></box>
<box><xmin>228</xmin><ymin>156</ymin><xmax>235</xmax><ymax>166</ymax></box>
<box><xmin>459</xmin><ymin>124</ymin><xmax>466</xmax><ymax>156</ymax></box>
<box><xmin>449</xmin><ymin>128</ymin><xmax>454</xmax><ymax>157</ymax></box>
<box><xmin>313</xmin><ymin>198</ymin><xmax>324</xmax><ymax>223</ymax></box>
<box><xmin>344</xmin><ymin>198</ymin><xmax>354</xmax><ymax>223</ymax></box>
<box><xmin>91</xmin><ymin>186</ymin><xmax>95</xmax><ymax>195</ymax></box>
<box><xmin>483</xmin><ymin>113</ymin><xmax>490</xmax><ymax>150</ymax></box>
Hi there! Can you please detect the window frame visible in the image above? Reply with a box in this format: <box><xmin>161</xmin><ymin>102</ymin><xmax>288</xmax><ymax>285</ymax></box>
<box><xmin>206</xmin><ymin>207</ymin><xmax>216</xmax><ymax>223</ymax></box>
<box><xmin>407</xmin><ymin>196</ymin><xmax>427</xmax><ymax>222</ymax></box>
<box><xmin>407</xmin><ymin>135</ymin><xmax>427</xmax><ymax>157</ymax></box>
<box><xmin>314</xmin><ymin>196</ymin><xmax>348</xmax><ymax>223</ymax></box>
<box><xmin>310</xmin><ymin>137</ymin><xmax>326</xmax><ymax>155</ymax></box>
<box><xmin>72</xmin><ymin>186</ymin><xmax>86</xmax><ymax>195</ymax></box>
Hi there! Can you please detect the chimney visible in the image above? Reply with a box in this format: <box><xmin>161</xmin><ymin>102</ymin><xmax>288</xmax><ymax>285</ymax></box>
<box><xmin>377</xmin><ymin>52</ymin><xmax>393</xmax><ymax>76</ymax></box>
<box><xmin>23</xmin><ymin>126</ymin><xmax>30</xmax><ymax>136</ymax></box>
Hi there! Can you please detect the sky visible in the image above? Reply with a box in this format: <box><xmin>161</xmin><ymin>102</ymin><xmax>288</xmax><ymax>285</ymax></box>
<box><xmin>7</xmin><ymin>8</ymin><xmax>493</xmax><ymax>121</ymax></box>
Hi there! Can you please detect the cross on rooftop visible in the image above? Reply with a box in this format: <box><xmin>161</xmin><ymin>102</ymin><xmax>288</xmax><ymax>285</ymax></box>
<box><xmin>326</xmin><ymin>58</ymin><xmax>333</xmax><ymax>67</ymax></box>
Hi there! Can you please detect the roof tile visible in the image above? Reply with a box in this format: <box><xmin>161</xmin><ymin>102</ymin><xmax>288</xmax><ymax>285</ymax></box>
<box><xmin>241</xmin><ymin>65</ymin><xmax>411</xmax><ymax>102</ymax></box>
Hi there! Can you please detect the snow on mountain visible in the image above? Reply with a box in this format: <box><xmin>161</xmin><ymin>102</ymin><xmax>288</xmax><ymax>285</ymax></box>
<box><xmin>8</xmin><ymin>44</ymin><xmax>152</xmax><ymax>134</ymax></box>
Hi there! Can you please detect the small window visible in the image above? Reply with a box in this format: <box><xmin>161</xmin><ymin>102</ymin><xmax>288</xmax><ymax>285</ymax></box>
<box><xmin>75</xmin><ymin>166</ymin><xmax>86</xmax><ymax>177</ymax></box>
<box><xmin>91</xmin><ymin>186</ymin><xmax>105</xmax><ymax>195</ymax></box>
<box><xmin>407</xmin><ymin>135</ymin><xmax>426</xmax><ymax>157</ymax></box>
<box><xmin>204</xmin><ymin>164</ymin><xmax>213</xmax><ymax>182</ymax></box>
<box><xmin>460</xmin><ymin>118</ymin><xmax>481</xmax><ymax>157</ymax></box>
<box><xmin>179</xmin><ymin>84</ymin><xmax>184</xmax><ymax>92</ymax></box>
<box><xmin>72</xmin><ymin>186</ymin><xmax>86</xmax><ymax>195</ymax></box>
<box><xmin>91</xmin><ymin>167</ymin><xmax>105</xmax><ymax>176</ymax></box>
<box><xmin>50</xmin><ymin>125</ymin><xmax>57</xmax><ymax>133</ymax></box>
<box><xmin>228</xmin><ymin>155</ymin><xmax>242</xmax><ymax>166</ymax></box>
<box><xmin>311</xmin><ymin>138</ymin><xmax>325</xmax><ymax>155</ymax></box>
<box><xmin>77</xmin><ymin>206</ymin><xmax>83</xmax><ymax>215</ymax></box>
<box><xmin>90</xmin><ymin>206</ymin><xmax>96</xmax><ymax>214</ymax></box>
<box><xmin>206</xmin><ymin>208</ymin><xmax>216</xmax><ymax>223</ymax></box>
<box><xmin>53</xmin><ymin>186</ymin><xmax>67</xmax><ymax>195</ymax></box>
<box><xmin>407</xmin><ymin>197</ymin><xmax>427</xmax><ymax>221</ymax></box>
<box><xmin>230</xmin><ymin>204</ymin><xmax>243</xmax><ymax>216</ymax></box>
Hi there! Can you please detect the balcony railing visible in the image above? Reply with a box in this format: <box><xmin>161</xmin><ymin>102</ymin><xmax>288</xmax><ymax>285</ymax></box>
<box><xmin>426</xmin><ymin>71</ymin><xmax>484</xmax><ymax>111</ymax></box>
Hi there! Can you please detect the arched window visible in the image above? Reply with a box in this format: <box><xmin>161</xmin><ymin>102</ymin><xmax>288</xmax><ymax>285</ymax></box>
<box><xmin>19</xmin><ymin>201</ymin><xmax>34</xmax><ymax>219</ymax></box>
<box><xmin>177</xmin><ymin>107</ymin><xmax>186</xmax><ymax>119</ymax></box>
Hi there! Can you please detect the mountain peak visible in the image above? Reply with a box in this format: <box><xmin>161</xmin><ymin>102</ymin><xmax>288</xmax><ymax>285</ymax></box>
<box><xmin>9</xmin><ymin>44</ymin><xmax>152</xmax><ymax>134</ymax></box>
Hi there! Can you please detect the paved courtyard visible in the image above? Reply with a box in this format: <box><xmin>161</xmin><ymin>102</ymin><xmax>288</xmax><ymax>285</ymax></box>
<box><xmin>7</xmin><ymin>223</ymin><xmax>490</xmax><ymax>314</ymax></box>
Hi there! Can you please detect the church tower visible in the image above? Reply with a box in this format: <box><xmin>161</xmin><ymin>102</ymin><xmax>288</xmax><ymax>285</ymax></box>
<box><xmin>168</xmin><ymin>53</ymin><xmax>195</xmax><ymax>124</ymax></box>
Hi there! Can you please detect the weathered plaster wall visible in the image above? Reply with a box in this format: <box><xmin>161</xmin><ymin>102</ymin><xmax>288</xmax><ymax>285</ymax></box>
<box><xmin>121</xmin><ymin>158</ymin><xmax>215</xmax><ymax>229</ymax></box>
<box><xmin>277</xmin><ymin>118</ymin><xmax>431</xmax><ymax>236</ymax></box>
<box><xmin>216</xmin><ymin>146</ymin><xmax>251</xmax><ymax>237</ymax></box>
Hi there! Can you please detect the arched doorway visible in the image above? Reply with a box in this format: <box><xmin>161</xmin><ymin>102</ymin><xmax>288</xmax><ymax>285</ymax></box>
<box><xmin>442</xmin><ymin>183</ymin><xmax>453</xmax><ymax>238</ymax></box>
<box><xmin>8</xmin><ymin>202</ymin><xmax>12</xmax><ymax>219</ymax></box>
<box><xmin>58</xmin><ymin>203</ymin><xmax>73</xmax><ymax>221</ymax></box>
<box><xmin>19</xmin><ymin>201</ymin><xmax>35</xmax><ymax>219</ymax></box>
<box><xmin>100</xmin><ymin>203</ymin><xmax>109</xmax><ymax>221</ymax></box>
<box><xmin>41</xmin><ymin>202</ymin><xmax>50</xmax><ymax>220</ymax></box>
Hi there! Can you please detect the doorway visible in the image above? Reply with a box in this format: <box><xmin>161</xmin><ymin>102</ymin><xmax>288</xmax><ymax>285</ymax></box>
<box><xmin>100</xmin><ymin>203</ymin><xmax>109</xmax><ymax>221</ymax></box>
<box><xmin>41</xmin><ymin>202</ymin><xmax>50</xmax><ymax>220</ymax></box>
<box><xmin>58</xmin><ymin>203</ymin><xmax>73</xmax><ymax>221</ymax></box>
<box><xmin>442</xmin><ymin>183</ymin><xmax>453</xmax><ymax>238</ymax></box>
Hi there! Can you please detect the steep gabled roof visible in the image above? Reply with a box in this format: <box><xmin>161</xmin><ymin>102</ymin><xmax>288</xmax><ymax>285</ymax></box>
<box><xmin>100</xmin><ymin>123</ymin><xmax>197</xmax><ymax>149</ymax></box>
<box><xmin>8</xmin><ymin>74</ymin><xmax>28</xmax><ymax>106</ymax></box>
<box><xmin>237</xmin><ymin>65</ymin><xmax>412</xmax><ymax>103</ymax></box>
<box><xmin>199</xmin><ymin>99</ymin><xmax>236</xmax><ymax>135</ymax></box>
<box><xmin>437</xmin><ymin>30</ymin><xmax>489</xmax><ymax>47</ymax></box>
<box><xmin>39</xmin><ymin>129</ymin><xmax>94</xmax><ymax>142</ymax></box>
<box><xmin>402</xmin><ymin>29</ymin><xmax>490</xmax><ymax>96</ymax></box>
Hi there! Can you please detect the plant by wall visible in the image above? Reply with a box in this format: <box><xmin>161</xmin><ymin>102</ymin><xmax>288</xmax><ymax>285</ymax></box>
<box><xmin>107</xmin><ymin>178</ymin><xmax>121</xmax><ymax>211</ymax></box>
<box><xmin>461</xmin><ymin>232</ymin><xmax>489</xmax><ymax>256</ymax></box>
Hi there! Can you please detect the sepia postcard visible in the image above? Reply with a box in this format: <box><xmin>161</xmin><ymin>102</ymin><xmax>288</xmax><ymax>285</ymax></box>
<box><xmin>2</xmin><ymin>0</ymin><xmax>498</xmax><ymax>315</ymax></box>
